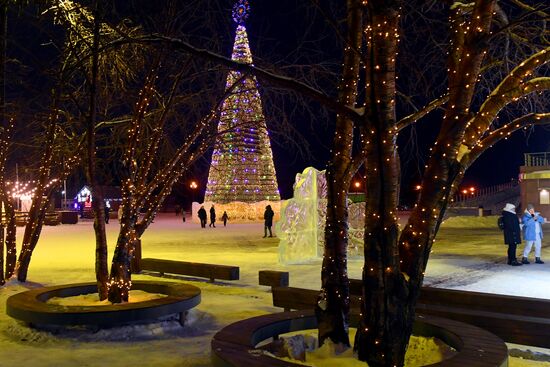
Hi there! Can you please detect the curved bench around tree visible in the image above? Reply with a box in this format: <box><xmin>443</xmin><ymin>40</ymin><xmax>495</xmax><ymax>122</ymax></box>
<box><xmin>211</xmin><ymin>310</ymin><xmax>508</xmax><ymax>367</ymax></box>
<box><xmin>6</xmin><ymin>280</ymin><xmax>200</xmax><ymax>328</ymax></box>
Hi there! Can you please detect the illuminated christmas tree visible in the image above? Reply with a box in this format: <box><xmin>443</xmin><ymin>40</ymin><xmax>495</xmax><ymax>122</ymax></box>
<box><xmin>205</xmin><ymin>0</ymin><xmax>280</xmax><ymax>203</ymax></box>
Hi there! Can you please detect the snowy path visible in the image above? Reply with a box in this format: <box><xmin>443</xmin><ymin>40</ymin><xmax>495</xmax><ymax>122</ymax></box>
<box><xmin>0</xmin><ymin>214</ymin><xmax>549</xmax><ymax>366</ymax></box>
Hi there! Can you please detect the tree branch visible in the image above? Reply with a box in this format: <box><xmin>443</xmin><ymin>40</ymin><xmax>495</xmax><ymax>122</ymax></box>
<box><xmin>396</xmin><ymin>95</ymin><xmax>448</xmax><ymax>132</ymax></box>
<box><xmin>112</xmin><ymin>35</ymin><xmax>363</xmax><ymax>122</ymax></box>
<box><xmin>462</xmin><ymin>46</ymin><xmax>550</xmax><ymax>146</ymax></box>
<box><xmin>462</xmin><ymin>112</ymin><xmax>550</xmax><ymax>167</ymax></box>
<box><xmin>464</xmin><ymin>76</ymin><xmax>550</xmax><ymax>146</ymax></box>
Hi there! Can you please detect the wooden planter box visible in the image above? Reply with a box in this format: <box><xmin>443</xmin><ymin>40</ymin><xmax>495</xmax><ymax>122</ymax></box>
<box><xmin>60</xmin><ymin>211</ymin><xmax>78</xmax><ymax>224</ymax></box>
<box><xmin>211</xmin><ymin>311</ymin><xmax>508</xmax><ymax>367</ymax></box>
<box><xmin>6</xmin><ymin>281</ymin><xmax>201</xmax><ymax>328</ymax></box>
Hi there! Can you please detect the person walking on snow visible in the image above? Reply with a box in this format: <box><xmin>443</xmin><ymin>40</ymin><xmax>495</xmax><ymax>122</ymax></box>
<box><xmin>502</xmin><ymin>203</ymin><xmax>522</xmax><ymax>266</ymax></box>
<box><xmin>209</xmin><ymin>205</ymin><xmax>216</xmax><ymax>227</ymax></box>
<box><xmin>198</xmin><ymin>206</ymin><xmax>207</xmax><ymax>228</ymax></box>
<box><xmin>221</xmin><ymin>211</ymin><xmax>229</xmax><ymax>227</ymax></box>
<box><xmin>521</xmin><ymin>204</ymin><xmax>545</xmax><ymax>264</ymax></box>
<box><xmin>104</xmin><ymin>201</ymin><xmax>111</xmax><ymax>224</ymax></box>
<box><xmin>263</xmin><ymin>205</ymin><xmax>274</xmax><ymax>238</ymax></box>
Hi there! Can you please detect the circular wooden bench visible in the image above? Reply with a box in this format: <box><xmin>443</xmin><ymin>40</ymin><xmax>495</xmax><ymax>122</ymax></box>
<box><xmin>211</xmin><ymin>311</ymin><xmax>508</xmax><ymax>367</ymax></box>
<box><xmin>6</xmin><ymin>280</ymin><xmax>201</xmax><ymax>328</ymax></box>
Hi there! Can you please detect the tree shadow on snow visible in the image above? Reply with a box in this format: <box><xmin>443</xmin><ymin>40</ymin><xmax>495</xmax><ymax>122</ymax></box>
<box><xmin>3</xmin><ymin>309</ymin><xmax>219</xmax><ymax>343</ymax></box>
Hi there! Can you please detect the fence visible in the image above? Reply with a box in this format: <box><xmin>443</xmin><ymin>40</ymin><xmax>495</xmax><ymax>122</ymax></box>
<box><xmin>453</xmin><ymin>180</ymin><xmax>518</xmax><ymax>204</ymax></box>
<box><xmin>524</xmin><ymin>152</ymin><xmax>550</xmax><ymax>167</ymax></box>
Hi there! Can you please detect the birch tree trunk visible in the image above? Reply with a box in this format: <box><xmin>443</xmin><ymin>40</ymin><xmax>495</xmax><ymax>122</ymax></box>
<box><xmin>315</xmin><ymin>0</ymin><xmax>362</xmax><ymax>347</ymax></box>
<box><xmin>108</xmin><ymin>217</ymin><xmax>135</xmax><ymax>303</ymax></box>
<box><xmin>356</xmin><ymin>2</ymin><xmax>496</xmax><ymax>365</ymax></box>
<box><xmin>353</xmin><ymin>3</ymin><xmax>408</xmax><ymax>365</ymax></box>
<box><xmin>0</xmin><ymin>232</ymin><xmax>3</xmax><ymax>285</ymax></box>
<box><xmin>2</xmin><ymin>195</ymin><xmax>15</xmax><ymax>279</ymax></box>
<box><xmin>0</xmin><ymin>0</ymin><xmax>6</xmax><ymax>284</ymax></box>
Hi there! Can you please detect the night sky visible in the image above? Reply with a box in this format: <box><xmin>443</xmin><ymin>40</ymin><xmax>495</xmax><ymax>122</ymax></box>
<box><xmin>5</xmin><ymin>1</ymin><xmax>550</xmax><ymax>204</ymax></box>
<box><xmin>229</xmin><ymin>1</ymin><xmax>550</xmax><ymax>202</ymax></box>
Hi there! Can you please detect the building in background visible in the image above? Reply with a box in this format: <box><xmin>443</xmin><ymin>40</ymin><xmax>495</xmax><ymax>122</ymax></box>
<box><xmin>519</xmin><ymin>152</ymin><xmax>550</xmax><ymax>219</ymax></box>
<box><xmin>74</xmin><ymin>185</ymin><xmax>122</xmax><ymax>214</ymax></box>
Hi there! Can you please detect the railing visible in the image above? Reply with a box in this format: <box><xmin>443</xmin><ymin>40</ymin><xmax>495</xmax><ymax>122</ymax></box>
<box><xmin>453</xmin><ymin>180</ymin><xmax>518</xmax><ymax>204</ymax></box>
<box><xmin>524</xmin><ymin>152</ymin><xmax>550</xmax><ymax>167</ymax></box>
<box><xmin>1</xmin><ymin>211</ymin><xmax>61</xmax><ymax>225</ymax></box>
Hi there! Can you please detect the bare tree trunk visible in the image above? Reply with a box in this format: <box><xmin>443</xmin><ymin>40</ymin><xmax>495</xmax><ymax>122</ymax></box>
<box><xmin>14</xmin><ymin>144</ymin><xmax>75</xmax><ymax>282</ymax></box>
<box><xmin>0</xmin><ymin>0</ymin><xmax>6</xmax><ymax>285</ymax></box>
<box><xmin>364</xmin><ymin>2</ymin><xmax>496</xmax><ymax>365</ymax></box>
<box><xmin>0</xmin><ymin>194</ymin><xmax>3</xmax><ymax>286</ymax></box>
<box><xmin>17</xmin><ymin>193</ymin><xmax>48</xmax><ymax>281</ymax></box>
<box><xmin>107</xmin><ymin>189</ymin><xmax>138</xmax><ymax>302</ymax></box>
<box><xmin>3</xmin><ymin>196</ymin><xmax>15</xmax><ymax>279</ymax></box>
<box><xmin>87</xmin><ymin>0</ymin><xmax>108</xmax><ymax>300</ymax></box>
<box><xmin>315</xmin><ymin>0</ymin><xmax>363</xmax><ymax>347</ymax></box>
<box><xmin>130</xmin><ymin>238</ymin><xmax>141</xmax><ymax>274</ymax></box>
<box><xmin>15</xmin><ymin>91</ymin><xmax>62</xmax><ymax>281</ymax></box>
<box><xmin>108</xmin><ymin>221</ymin><xmax>135</xmax><ymax>303</ymax></box>
<box><xmin>354</xmin><ymin>3</ymin><xmax>408</xmax><ymax>365</ymax></box>
<box><xmin>316</xmin><ymin>168</ymin><xmax>352</xmax><ymax>346</ymax></box>
<box><xmin>0</xmin><ymin>234</ymin><xmax>3</xmax><ymax>285</ymax></box>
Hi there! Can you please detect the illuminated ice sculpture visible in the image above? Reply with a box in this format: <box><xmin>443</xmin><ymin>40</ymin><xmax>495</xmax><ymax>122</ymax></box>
<box><xmin>277</xmin><ymin>167</ymin><xmax>365</xmax><ymax>264</ymax></box>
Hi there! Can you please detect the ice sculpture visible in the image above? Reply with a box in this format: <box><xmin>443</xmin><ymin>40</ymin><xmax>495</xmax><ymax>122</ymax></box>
<box><xmin>348</xmin><ymin>202</ymin><xmax>365</xmax><ymax>257</ymax></box>
<box><xmin>277</xmin><ymin>167</ymin><xmax>327</xmax><ymax>263</ymax></box>
<box><xmin>278</xmin><ymin>167</ymin><xmax>365</xmax><ymax>264</ymax></box>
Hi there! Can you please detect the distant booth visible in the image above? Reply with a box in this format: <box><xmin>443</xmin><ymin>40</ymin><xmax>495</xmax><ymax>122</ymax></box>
<box><xmin>74</xmin><ymin>185</ymin><xmax>122</xmax><ymax>219</ymax></box>
<box><xmin>520</xmin><ymin>152</ymin><xmax>550</xmax><ymax>220</ymax></box>
<box><xmin>0</xmin><ymin>181</ymin><xmax>59</xmax><ymax>226</ymax></box>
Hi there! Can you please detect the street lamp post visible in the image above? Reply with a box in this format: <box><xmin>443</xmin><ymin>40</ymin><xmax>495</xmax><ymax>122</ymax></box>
<box><xmin>63</xmin><ymin>179</ymin><xmax>67</xmax><ymax>209</ymax></box>
<box><xmin>190</xmin><ymin>181</ymin><xmax>198</xmax><ymax>205</ymax></box>
<box><xmin>414</xmin><ymin>184</ymin><xmax>422</xmax><ymax>204</ymax></box>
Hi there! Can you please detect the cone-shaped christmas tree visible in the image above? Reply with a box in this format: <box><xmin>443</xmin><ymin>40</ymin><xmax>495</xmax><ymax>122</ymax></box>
<box><xmin>205</xmin><ymin>0</ymin><xmax>280</xmax><ymax>204</ymax></box>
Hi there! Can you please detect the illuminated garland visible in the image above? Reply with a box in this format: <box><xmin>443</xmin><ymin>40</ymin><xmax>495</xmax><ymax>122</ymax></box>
<box><xmin>205</xmin><ymin>4</ymin><xmax>280</xmax><ymax>204</ymax></box>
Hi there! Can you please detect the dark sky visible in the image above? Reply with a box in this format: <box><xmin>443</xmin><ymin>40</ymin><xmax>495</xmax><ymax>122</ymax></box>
<box><xmin>229</xmin><ymin>1</ymin><xmax>550</xmax><ymax>202</ymax></box>
<box><xmin>7</xmin><ymin>1</ymin><xmax>550</xmax><ymax>204</ymax></box>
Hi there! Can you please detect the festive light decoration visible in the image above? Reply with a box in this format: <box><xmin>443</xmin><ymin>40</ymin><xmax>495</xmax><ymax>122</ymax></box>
<box><xmin>205</xmin><ymin>2</ymin><xmax>280</xmax><ymax>204</ymax></box>
<box><xmin>232</xmin><ymin>0</ymin><xmax>249</xmax><ymax>24</ymax></box>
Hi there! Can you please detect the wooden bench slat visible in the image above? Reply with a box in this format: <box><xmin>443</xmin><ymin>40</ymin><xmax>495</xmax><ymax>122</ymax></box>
<box><xmin>141</xmin><ymin>258</ymin><xmax>239</xmax><ymax>282</ymax></box>
<box><xmin>417</xmin><ymin>303</ymin><xmax>550</xmax><ymax>348</ymax></box>
<box><xmin>272</xmin><ymin>282</ymin><xmax>550</xmax><ymax>349</ymax></box>
<box><xmin>418</xmin><ymin>286</ymin><xmax>550</xmax><ymax>319</ymax></box>
<box><xmin>259</xmin><ymin>271</ymin><xmax>289</xmax><ymax>288</ymax></box>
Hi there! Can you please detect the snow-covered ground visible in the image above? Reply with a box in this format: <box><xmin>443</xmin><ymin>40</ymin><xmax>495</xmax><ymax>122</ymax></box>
<box><xmin>0</xmin><ymin>213</ymin><xmax>549</xmax><ymax>366</ymax></box>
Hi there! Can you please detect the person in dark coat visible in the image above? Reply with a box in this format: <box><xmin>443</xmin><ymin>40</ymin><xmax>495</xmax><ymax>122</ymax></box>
<box><xmin>198</xmin><ymin>206</ymin><xmax>207</xmax><ymax>228</ymax></box>
<box><xmin>502</xmin><ymin>203</ymin><xmax>522</xmax><ymax>266</ymax></box>
<box><xmin>221</xmin><ymin>211</ymin><xmax>229</xmax><ymax>227</ymax></box>
<box><xmin>263</xmin><ymin>205</ymin><xmax>274</xmax><ymax>238</ymax></box>
<box><xmin>104</xmin><ymin>201</ymin><xmax>111</xmax><ymax>224</ymax></box>
<box><xmin>209</xmin><ymin>205</ymin><xmax>216</xmax><ymax>227</ymax></box>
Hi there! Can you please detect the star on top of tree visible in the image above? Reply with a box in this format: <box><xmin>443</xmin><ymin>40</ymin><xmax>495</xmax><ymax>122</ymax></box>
<box><xmin>232</xmin><ymin>0</ymin><xmax>250</xmax><ymax>24</ymax></box>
